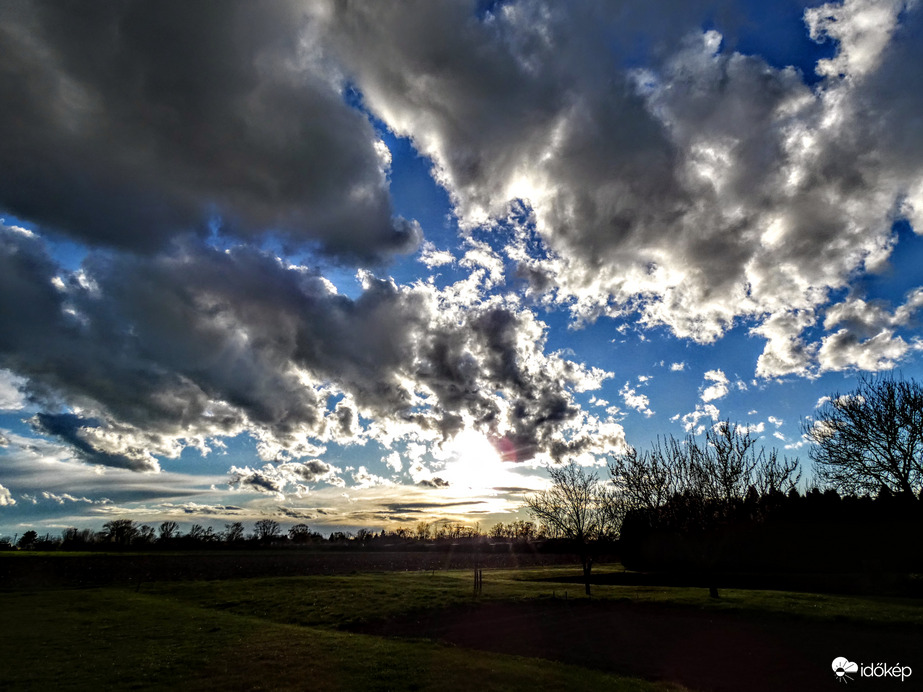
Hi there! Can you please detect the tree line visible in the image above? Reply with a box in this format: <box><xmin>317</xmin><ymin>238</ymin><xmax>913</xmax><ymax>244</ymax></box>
<box><xmin>1</xmin><ymin>518</ymin><xmax>547</xmax><ymax>552</ymax></box>
<box><xmin>525</xmin><ymin>374</ymin><xmax>923</xmax><ymax>595</ymax></box>
<box><xmin>5</xmin><ymin>374</ymin><xmax>921</xmax><ymax>591</ymax></box>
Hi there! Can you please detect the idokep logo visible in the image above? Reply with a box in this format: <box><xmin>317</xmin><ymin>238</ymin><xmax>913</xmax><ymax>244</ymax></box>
<box><xmin>833</xmin><ymin>658</ymin><xmax>859</xmax><ymax>682</ymax></box>
<box><xmin>832</xmin><ymin>657</ymin><xmax>913</xmax><ymax>683</ymax></box>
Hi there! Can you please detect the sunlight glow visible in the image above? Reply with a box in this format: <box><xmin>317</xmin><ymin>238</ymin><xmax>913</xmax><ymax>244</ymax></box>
<box><xmin>442</xmin><ymin>429</ymin><xmax>521</xmax><ymax>493</ymax></box>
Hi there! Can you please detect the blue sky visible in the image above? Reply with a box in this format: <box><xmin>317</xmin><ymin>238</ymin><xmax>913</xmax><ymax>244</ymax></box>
<box><xmin>2</xmin><ymin>0</ymin><xmax>923</xmax><ymax>536</ymax></box>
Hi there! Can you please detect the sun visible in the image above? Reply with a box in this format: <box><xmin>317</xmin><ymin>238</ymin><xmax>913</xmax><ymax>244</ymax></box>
<box><xmin>442</xmin><ymin>429</ymin><xmax>513</xmax><ymax>492</ymax></box>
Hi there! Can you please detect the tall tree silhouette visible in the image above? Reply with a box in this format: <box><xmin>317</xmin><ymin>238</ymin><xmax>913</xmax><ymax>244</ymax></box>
<box><xmin>806</xmin><ymin>374</ymin><xmax>923</xmax><ymax>497</ymax></box>
<box><xmin>525</xmin><ymin>462</ymin><xmax>615</xmax><ymax>595</ymax></box>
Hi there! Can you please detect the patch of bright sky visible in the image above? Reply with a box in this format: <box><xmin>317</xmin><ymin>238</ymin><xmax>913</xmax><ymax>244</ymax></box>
<box><xmin>859</xmin><ymin>221</ymin><xmax>923</xmax><ymax>303</ymax></box>
<box><xmin>709</xmin><ymin>0</ymin><xmax>837</xmax><ymax>84</ymax></box>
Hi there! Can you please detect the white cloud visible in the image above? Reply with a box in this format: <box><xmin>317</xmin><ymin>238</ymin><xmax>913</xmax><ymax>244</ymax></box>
<box><xmin>384</xmin><ymin>451</ymin><xmax>402</xmax><ymax>473</ymax></box>
<box><xmin>678</xmin><ymin>403</ymin><xmax>720</xmax><ymax>434</ymax></box>
<box><xmin>701</xmin><ymin>369</ymin><xmax>730</xmax><ymax>402</ymax></box>
<box><xmin>817</xmin><ymin>329</ymin><xmax>912</xmax><ymax>372</ymax></box>
<box><xmin>0</xmin><ymin>483</ymin><xmax>15</xmax><ymax>506</ymax></box>
<box><xmin>418</xmin><ymin>241</ymin><xmax>456</xmax><ymax>268</ymax></box>
<box><xmin>228</xmin><ymin>460</ymin><xmax>343</xmax><ymax>499</ymax></box>
<box><xmin>670</xmin><ymin>361</ymin><xmax>686</xmax><ymax>371</ymax></box>
<box><xmin>317</xmin><ymin>3</ymin><xmax>923</xmax><ymax>381</ymax></box>
<box><xmin>351</xmin><ymin>466</ymin><xmax>393</xmax><ymax>489</ymax></box>
<box><xmin>0</xmin><ymin>370</ymin><xmax>27</xmax><ymax>411</ymax></box>
<box><xmin>807</xmin><ymin>0</ymin><xmax>908</xmax><ymax>80</ymax></box>
<box><xmin>620</xmin><ymin>382</ymin><xmax>654</xmax><ymax>417</ymax></box>
<box><xmin>41</xmin><ymin>491</ymin><xmax>96</xmax><ymax>505</ymax></box>
<box><xmin>815</xmin><ymin>288</ymin><xmax>923</xmax><ymax>372</ymax></box>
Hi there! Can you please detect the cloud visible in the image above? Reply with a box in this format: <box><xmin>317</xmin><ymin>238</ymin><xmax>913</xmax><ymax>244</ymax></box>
<box><xmin>384</xmin><ymin>452</ymin><xmax>402</xmax><ymax>473</ymax></box>
<box><xmin>3</xmin><ymin>225</ymin><xmax>624</xmax><ymax>468</ymax></box>
<box><xmin>317</xmin><ymin>1</ymin><xmax>923</xmax><ymax>377</ymax></box>
<box><xmin>675</xmin><ymin>403</ymin><xmax>721</xmax><ymax>434</ymax></box>
<box><xmin>0</xmin><ymin>483</ymin><xmax>15</xmax><ymax>507</ymax></box>
<box><xmin>0</xmin><ymin>369</ymin><xmax>27</xmax><ymax>411</ymax></box>
<box><xmin>351</xmin><ymin>466</ymin><xmax>393</xmax><ymax>489</ymax></box>
<box><xmin>30</xmin><ymin>413</ymin><xmax>160</xmax><ymax>472</ymax></box>
<box><xmin>753</xmin><ymin>310</ymin><xmax>818</xmax><ymax>378</ymax></box>
<box><xmin>419</xmin><ymin>242</ymin><xmax>456</xmax><ymax>268</ymax></box>
<box><xmin>701</xmin><ymin>369</ymin><xmax>730</xmax><ymax>402</ymax></box>
<box><xmin>620</xmin><ymin>382</ymin><xmax>654</xmax><ymax>417</ymax></box>
<box><xmin>40</xmin><ymin>491</ymin><xmax>96</xmax><ymax>505</ymax></box>
<box><xmin>815</xmin><ymin>288</ymin><xmax>923</xmax><ymax>371</ymax></box>
<box><xmin>0</xmin><ymin>429</ymin><xmax>220</xmax><ymax>507</ymax></box>
<box><xmin>417</xmin><ymin>477</ymin><xmax>450</xmax><ymax>489</ymax></box>
<box><xmin>5</xmin><ymin>0</ymin><xmax>923</xmax><ymax>531</ymax></box>
<box><xmin>0</xmin><ymin>1</ymin><xmax>418</xmax><ymax>260</ymax></box>
<box><xmin>228</xmin><ymin>460</ymin><xmax>343</xmax><ymax>498</ymax></box>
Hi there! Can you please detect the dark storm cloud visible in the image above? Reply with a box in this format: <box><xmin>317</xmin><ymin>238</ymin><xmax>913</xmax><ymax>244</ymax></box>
<box><xmin>1</xmin><ymin>225</ymin><xmax>614</xmax><ymax>467</ymax></box>
<box><xmin>30</xmin><ymin>413</ymin><xmax>158</xmax><ymax>472</ymax></box>
<box><xmin>0</xmin><ymin>0</ymin><xmax>418</xmax><ymax>259</ymax></box>
<box><xmin>417</xmin><ymin>477</ymin><xmax>450</xmax><ymax>489</ymax></box>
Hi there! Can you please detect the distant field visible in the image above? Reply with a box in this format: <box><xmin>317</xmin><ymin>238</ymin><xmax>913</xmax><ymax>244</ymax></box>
<box><xmin>0</xmin><ymin>549</ymin><xmax>582</xmax><ymax>589</ymax></box>
<box><xmin>2</xmin><ymin>558</ymin><xmax>921</xmax><ymax>690</ymax></box>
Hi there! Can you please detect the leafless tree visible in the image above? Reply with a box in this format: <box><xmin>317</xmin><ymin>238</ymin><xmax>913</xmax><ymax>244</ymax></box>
<box><xmin>102</xmin><ymin>519</ymin><xmax>138</xmax><ymax>547</ymax></box>
<box><xmin>288</xmin><ymin>523</ymin><xmax>314</xmax><ymax>543</ymax></box>
<box><xmin>609</xmin><ymin>436</ymin><xmax>688</xmax><ymax>513</ymax></box>
<box><xmin>755</xmin><ymin>448</ymin><xmax>801</xmax><ymax>496</ymax></box>
<box><xmin>525</xmin><ymin>462</ymin><xmax>616</xmax><ymax>595</ymax></box>
<box><xmin>254</xmin><ymin>518</ymin><xmax>281</xmax><ymax>543</ymax></box>
<box><xmin>691</xmin><ymin>421</ymin><xmax>760</xmax><ymax>506</ymax></box>
<box><xmin>158</xmin><ymin>521</ymin><xmax>179</xmax><ymax>542</ymax></box>
<box><xmin>224</xmin><ymin>521</ymin><xmax>245</xmax><ymax>543</ymax></box>
<box><xmin>805</xmin><ymin>374</ymin><xmax>923</xmax><ymax>497</ymax></box>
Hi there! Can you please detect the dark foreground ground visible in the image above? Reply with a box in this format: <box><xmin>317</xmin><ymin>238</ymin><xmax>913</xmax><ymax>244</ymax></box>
<box><xmin>3</xmin><ymin>553</ymin><xmax>920</xmax><ymax>690</ymax></box>
<box><xmin>355</xmin><ymin>598</ymin><xmax>920</xmax><ymax>692</ymax></box>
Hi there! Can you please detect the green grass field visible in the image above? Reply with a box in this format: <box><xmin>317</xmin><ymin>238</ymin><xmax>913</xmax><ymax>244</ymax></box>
<box><xmin>2</xmin><ymin>563</ymin><xmax>921</xmax><ymax>690</ymax></box>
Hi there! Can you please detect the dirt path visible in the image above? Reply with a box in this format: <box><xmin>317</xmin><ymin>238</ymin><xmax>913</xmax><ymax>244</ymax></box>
<box><xmin>354</xmin><ymin>599</ymin><xmax>921</xmax><ymax>691</ymax></box>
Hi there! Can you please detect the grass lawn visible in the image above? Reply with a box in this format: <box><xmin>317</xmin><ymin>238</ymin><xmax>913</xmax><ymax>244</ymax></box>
<box><xmin>145</xmin><ymin>564</ymin><xmax>923</xmax><ymax>630</ymax></box>
<box><xmin>0</xmin><ymin>569</ymin><xmax>683</xmax><ymax>691</ymax></box>
<box><xmin>2</xmin><ymin>563</ymin><xmax>921</xmax><ymax>690</ymax></box>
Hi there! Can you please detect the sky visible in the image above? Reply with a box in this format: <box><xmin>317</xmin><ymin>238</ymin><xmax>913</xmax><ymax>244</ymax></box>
<box><xmin>2</xmin><ymin>0</ymin><xmax>923</xmax><ymax>537</ymax></box>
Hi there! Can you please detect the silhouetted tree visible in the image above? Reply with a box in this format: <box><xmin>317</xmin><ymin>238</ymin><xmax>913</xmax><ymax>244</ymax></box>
<box><xmin>525</xmin><ymin>462</ymin><xmax>615</xmax><ymax>595</ymax></box>
<box><xmin>805</xmin><ymin>374</ymin><xmax>923</xmax><ymax>497</ymax></box>
<box><xmin>609</xmin><ymin>435</ymin><xmax>687</xmax><ymax>513</ymax></box>
<box><xmin>17</xmin><ymin>530</ymin><xmax>38</xmax><ymax>549</ymax></box>
<box><xmin>254</xmin><ymin>518</ymin><xmax>281</xmax><ymax>543</ymax></box>
<box><xmin>102</xmin><ymin>519</ymin><xmax>138</xmax><ymax>548</ymax></box>
<box><xmin>185</xmin><ymin>524</ymin><xmax>217</xmax><ymax>545</ymax></box>
<box><xmin>135</xmin><ymin>525</ymin><xmax>156</xmax><ymax>546</ymax></box>
<box><xmin>613</xmin><ymin>424</ymin><xmax>800</xmax><ymax>597</ymax></box>
<box><xmin>488</xmin><ymin>522</ymin><xmax>508</xmax><ymax>539</ymax></box>
<box><xmin>61</xmin><ymin>527</ymin><xmax>96</xmax><ymax>549</ymax></box>
<box><xmin>158</xmin><ymin>521</ymin><xmax>179</xmax><ymax>543</ymax></box>
<box><xmin>224</xmin><ymin>522</ymin><xmax>245</xmax><ymax>544</ymax></box>
<box><xmin>288</xmin><ymin>523</ymin><xmax>314</xmax><ymax>543</ymax></box>
<box><xmin>693</xmin><ymin>421</ymin><xmax>762</xmax><ymax>508</ymax></box>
